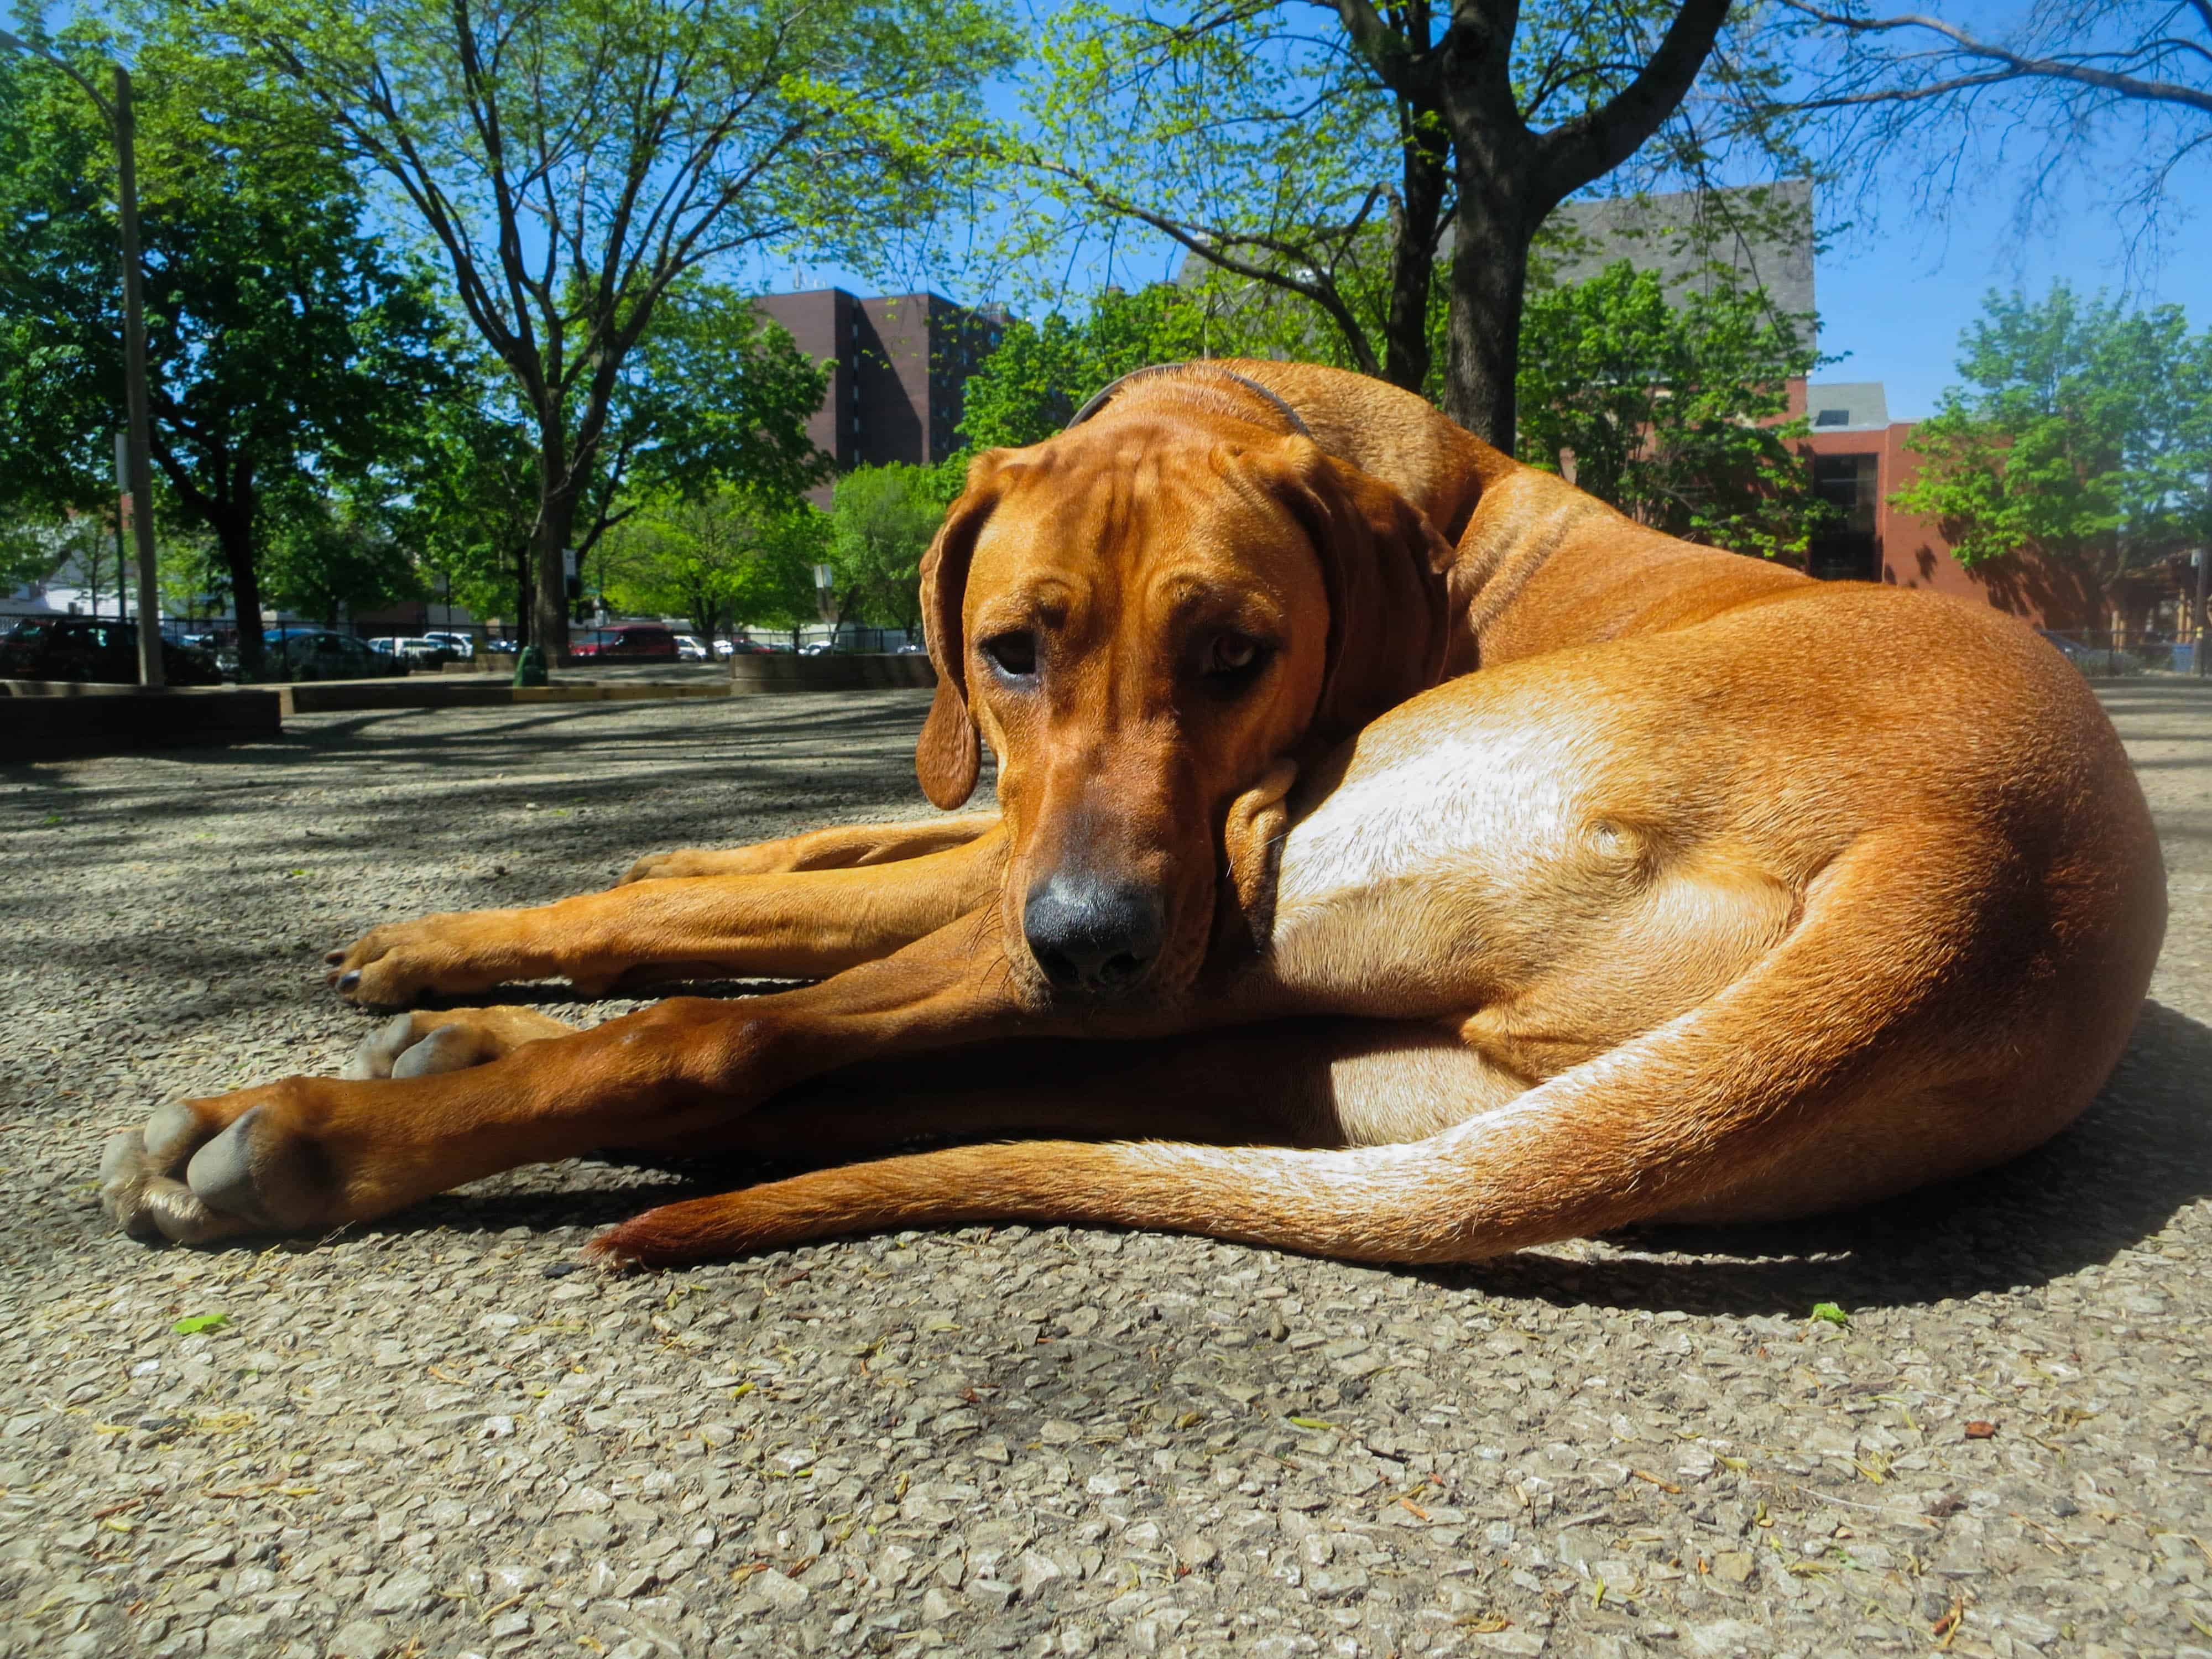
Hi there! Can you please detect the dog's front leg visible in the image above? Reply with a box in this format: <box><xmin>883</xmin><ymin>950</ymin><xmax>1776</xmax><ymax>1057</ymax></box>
<box><xmin>620</xmin><ymin>812</ymin><xmax>1002</xmax><ymax>883</ymax></box>
<box><xmin>324</xmin><ymin>825</ymin><xmax>1010</xmax><ymax>1006</ymax></box>
<box><xmin>100</xmin><ymin>915</ymin><xmax>1053</xmax><ymax>1246</ymax></box>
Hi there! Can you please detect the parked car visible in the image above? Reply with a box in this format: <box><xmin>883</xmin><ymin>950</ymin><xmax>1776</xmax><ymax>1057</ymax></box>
<box><xmin>675</xmin><ymin>634</ymin><xmax>711</xmax><ymax>661</ymax></box>
<box><xmin>1</xmin><ymin>617</ymin><xmax>223</xmax><ymax>685</ymax></box>
<box><xmin>258</xmin><ymin>628</ymin><xmax>411</xmax><ymax>681</ymax></box>
<box><xmin>394</xmin><ymin>636</ymin><xmax>457</xmax><ymax>665</ymax></box>
<box><xmin>719</xmin><ymin>637</ymin><xmax>777</xmax><ymax>656</ymax></box>
<box><xmin>569</xmin><ymin>624</ymin><xmax>680</xmax><ymax>660</ymax></box>
<box><xmin>422</xmin><ymin>630</ymin><xmax>476</xmax><ymax>659</ymax></box>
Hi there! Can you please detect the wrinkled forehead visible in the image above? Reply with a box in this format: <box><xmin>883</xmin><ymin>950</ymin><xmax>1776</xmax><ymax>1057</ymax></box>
<box><xmin>966</xmin><ymin>428</ymin><xmax>1317</xmax><ymax>611</ymax></box>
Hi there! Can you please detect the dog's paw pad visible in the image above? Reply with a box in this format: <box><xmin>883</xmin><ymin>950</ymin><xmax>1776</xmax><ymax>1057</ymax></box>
<box><xmin>341</xmin><ymin>1014</ymin><xmax>422</xmax><ymax>1080</ymax></box>
<box><xmin>99</xmin><ymin>1108</ymin><xmax>259</xmax><ymax>1245</ymax></box>
<box><xmin>390</xmin><ymin>1024</ymin><xmax>488</xmax><ymax>1078</ymax></box>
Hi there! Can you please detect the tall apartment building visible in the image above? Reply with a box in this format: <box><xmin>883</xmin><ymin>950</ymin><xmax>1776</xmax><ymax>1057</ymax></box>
<box><xmin>754</xmin><ymin>289</ymin><xmax>1005</xmax><ymax>505</ymax></box>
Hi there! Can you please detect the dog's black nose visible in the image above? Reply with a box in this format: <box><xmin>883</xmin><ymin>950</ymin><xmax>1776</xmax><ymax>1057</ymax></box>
<box><xmin>1023</xmin><ymin>874</ymin><xmax>1166</xmax><ymax>994</ymax></box>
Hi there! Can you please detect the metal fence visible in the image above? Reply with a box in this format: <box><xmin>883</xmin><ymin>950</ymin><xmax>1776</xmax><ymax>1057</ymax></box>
<box><xmin>2039</xmin><ymin>632</ymin><xmax>2201</xmax><ymax>679</ymax></box>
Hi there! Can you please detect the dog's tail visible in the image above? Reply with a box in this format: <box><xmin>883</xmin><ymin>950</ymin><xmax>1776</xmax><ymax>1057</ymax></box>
<box><xmin>590</xmin><ymin>828</ymin><xmax>2160</xmax><ymax>1269</ymax></box>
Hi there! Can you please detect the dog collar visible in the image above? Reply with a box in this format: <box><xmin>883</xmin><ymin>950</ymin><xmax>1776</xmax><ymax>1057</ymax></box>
<box><xmin>1065</xmin><ymin>362</ymin><xmax>1316</xmax><ymax>442</ymax></box>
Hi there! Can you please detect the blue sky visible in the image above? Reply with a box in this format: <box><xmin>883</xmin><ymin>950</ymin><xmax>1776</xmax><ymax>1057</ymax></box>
<box><xmin>1813</xmin><ymin>171</ymin><xmax>2212</xmax><ymax>420</ymax></box>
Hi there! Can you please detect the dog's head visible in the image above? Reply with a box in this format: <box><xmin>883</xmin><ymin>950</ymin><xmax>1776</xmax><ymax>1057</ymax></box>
<box><xmin>916</xmin><ymin>404</ymin><xmax>1453</xmax><ymax>1006</ymax></box>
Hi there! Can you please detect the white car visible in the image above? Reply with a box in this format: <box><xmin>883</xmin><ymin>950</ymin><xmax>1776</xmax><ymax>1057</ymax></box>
<box><xmin>674</xmin><ymin>634</ymin><xmax>711</xmax><ymax>661</ymax></box>
<box><xmin>422</xmin><ymin>630</ymin><xmax>476</xmax><ymax>658</ymax></box>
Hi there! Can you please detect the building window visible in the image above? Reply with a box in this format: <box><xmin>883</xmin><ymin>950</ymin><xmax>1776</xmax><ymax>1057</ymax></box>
<box><xmin>1814</xmin><ymin>409</ymin><xmax>1849</xmax><ymax>427</ymax></box>
<box><xmin>1812</xmin><ymin>454</ymin><xmax>1880</xmax><ymax>534</ymax></box>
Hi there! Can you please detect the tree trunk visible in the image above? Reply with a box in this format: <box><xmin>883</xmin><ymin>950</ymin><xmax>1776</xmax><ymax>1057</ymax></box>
<box><xmin>215</xmin><ymin>509</ymin><xmax>266</xmax><ymax>677</ymax></box>
<box><xmin>1382</xmin><ymin>108</ymin><xmax>1450</xmax><ymax>395</ymax></box>
<box><xmin>1441</xmin><ymin>171</ymin><xmax>1535</xmax><ymax>451</ymax></box>
<box><xmin>534</xmin><ymin>485</ymin><xmax>577</xmax><ymax>659</ymax></box>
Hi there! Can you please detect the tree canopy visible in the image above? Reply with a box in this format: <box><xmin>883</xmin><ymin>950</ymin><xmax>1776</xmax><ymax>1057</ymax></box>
<box><xmin>1892</xmin><ymin>284</ymin><xmax>2212</xmax><ymax>584</ymax></box>
<box><xmin>825</xmin><ymin>463</ymin><xmax>959</xmax><ymax>633</ymax></box>
<box><xmin>1008</xmin><ymin>0</ymin><xmax>1802</xmax><ymax>447</ymax></box>
<box><xmin>601</xmin><ymin>484</ymin><xmax>823</xmax><ymax>647</ymax></box>
<box><xmin>202</xmin><ymin>0</ymin><xmax>1017</xmax><ymax>650</ymax></box>
<box><xmin>0</xmin><ymin>17</ymin><xmax>449</xmax><ymax>671</ymax></box>
<box><xmin>1517</xmin><ymin>260</ymin><xmax>1829</xmax><ymax>560</ymax></box>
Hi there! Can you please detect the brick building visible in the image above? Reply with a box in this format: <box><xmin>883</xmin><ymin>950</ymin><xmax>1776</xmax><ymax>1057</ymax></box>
<box><xmin>1791</xmin><ymin>379</ymin><xmax>2114</xmax><ymax>632</ymax></box>
<box><xmin>754</xmin><ymin>289</ymin><xmax>1005</xmax><ymax>505</ymax></box>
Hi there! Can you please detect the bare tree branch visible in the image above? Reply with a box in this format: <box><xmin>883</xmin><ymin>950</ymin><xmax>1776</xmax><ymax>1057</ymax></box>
<box><xmin>1781</xmin><ymin>2</ymin><xmax>2212</xmax><ymax>118</ymax></box>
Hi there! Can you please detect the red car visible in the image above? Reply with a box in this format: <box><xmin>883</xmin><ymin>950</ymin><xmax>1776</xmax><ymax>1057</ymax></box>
<box><xmin>568</xmin><ymin>625</ymin><xmax>680</xmax><ymax>660</ymax></box>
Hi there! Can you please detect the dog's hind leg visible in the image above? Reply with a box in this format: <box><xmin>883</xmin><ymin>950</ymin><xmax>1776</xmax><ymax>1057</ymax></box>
<box><xmin>629</xmin><ymin>1020</ymin><xmax>1534</xmax><ymax>1164</ymax></box>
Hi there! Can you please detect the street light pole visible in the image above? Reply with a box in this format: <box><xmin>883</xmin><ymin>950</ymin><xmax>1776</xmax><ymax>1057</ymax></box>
<box><xmin>0</xmin><ymin>32</ymin><xmax>163</xmax><ymax>685</ymax></box>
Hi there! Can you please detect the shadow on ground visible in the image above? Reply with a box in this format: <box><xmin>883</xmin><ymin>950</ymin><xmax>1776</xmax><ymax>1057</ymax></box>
<box><xmin>1444</xmin><ymin>997</ymin><xmax>2212</xmax><ymax>1317</ymax></box>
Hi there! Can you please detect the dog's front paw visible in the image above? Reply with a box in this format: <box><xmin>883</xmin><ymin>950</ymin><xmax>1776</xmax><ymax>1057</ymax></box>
<box><xmin>324</xmin><ymin>912</ymin><xmax>530</xmax><ymax>1006</ymax></box>
<box><xmin>100</xmin><ymin>1008</ymin><xmax>587</xmax><ymax>1248</ymax></box>
<box><xmin>99</xmin><ymin>1083</ymin><xmax>341</xmax><ymax>1244</ymax></box>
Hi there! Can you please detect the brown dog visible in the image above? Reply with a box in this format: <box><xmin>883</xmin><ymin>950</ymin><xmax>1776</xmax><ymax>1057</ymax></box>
<box><xmin>98</xmin><ymin>361</ymin><xmax>2166</xmax><ymax>1266</ymax></box>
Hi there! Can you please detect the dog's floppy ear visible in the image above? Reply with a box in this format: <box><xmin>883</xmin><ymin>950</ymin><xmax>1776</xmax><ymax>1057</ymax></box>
<box><xmin>914</xmin><ymin>453</ymin><xmax>1009</xmax><ymax>808</ymax></box>
<box><xmin>1261</xmin><ymin>442</ymin><xmax>1456</xmax><ymax>746</ymax></box>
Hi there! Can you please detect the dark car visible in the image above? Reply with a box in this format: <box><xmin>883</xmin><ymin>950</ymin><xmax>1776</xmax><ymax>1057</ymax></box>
<box><xmin>570</xmin><ymin>624</ymin><xmax>680</xmax><ymax>660</ymax></box>
<box><xmin>0</xmin><ymin>617</ymin><xmax>222</xmax><ymax>686</ymax></box>
<box><xmin>256</xmin><ymin>628</ymin><xmax>410</xmax><ymax>681</ymax></box>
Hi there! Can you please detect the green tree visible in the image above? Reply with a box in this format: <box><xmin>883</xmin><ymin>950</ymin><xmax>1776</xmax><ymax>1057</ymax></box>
<box><xmin>1516</xmin><ymin>260</ymin><xmax>1829</xmax><ymax>560</ymax></box>
<box><xmin>0</xmin><ymin>19</ymin><xmax>451</xmax><ymax>675</ymax></box>
<box><xmin>204</xmin><ymin>0</ymin><xmax>1016</xmax><ymax>654</ymax></box>
<box><xmin>958</xmin><ymin>285</ymin><xmax>1228</xmax><ymax>451</ymax></box>
<box><xmin>1892</xmin><ymin>285</ymin><xmax>2212</xmax><ymax>586</ymax></box>
<box><xmin>401</xmin><ymin>292</ymin><xmax>831</xmax><ymax>643</ymax></box>
<box><xmin>601</xmin><ymin>486</ymin><xmax>822</xmax><ymax>647</ymax></box>
<box><xmin>401</xmin><ymin>363</ymin><xmax>542</xmax><ymax>638</ymax></box>
<box><xmin>824</xmin><ymin>463</ymin><xmax>952</xmax><ymax>633</ymax></box>
<box><xmin>1011</xmin><ymin>0</ymin><xmax>1803</xmax><ymax>446</ymax></box>
<box><xmin>260</xmin><ymin>499</ymin><xmax>421</xmax><ymax>629</ymax></box>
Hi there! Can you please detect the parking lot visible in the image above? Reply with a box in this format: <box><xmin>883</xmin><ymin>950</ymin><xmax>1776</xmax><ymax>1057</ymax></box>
<box><xmin>3</xmin><ymin>683</ymin><xmax>2210</xmax><ymax>1659</ymax></box>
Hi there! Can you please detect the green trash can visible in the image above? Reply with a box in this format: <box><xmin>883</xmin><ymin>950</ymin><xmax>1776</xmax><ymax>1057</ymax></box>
<box><xmin>512</xmin><ymin>645</ymin><xmax>549</xmax><ymax>687</ymax></box>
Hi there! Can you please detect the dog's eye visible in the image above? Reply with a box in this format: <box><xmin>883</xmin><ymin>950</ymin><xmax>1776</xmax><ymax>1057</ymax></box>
<box><xmin>1204</xmin><ymin>633</ymin><xmax>1266</xmax><ymax>677</ymax></box>
<box><xmin>982</xmin><ymin>632</ymin><xmax>1037</xmax><ymax>679</ymax></box>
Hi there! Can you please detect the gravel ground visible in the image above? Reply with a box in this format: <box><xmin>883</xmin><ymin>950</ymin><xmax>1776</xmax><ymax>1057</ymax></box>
<box><xmin>4</xmin><ymin>682</ymin><xmax>2211</xmax><ymax>1659</ymax></box>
